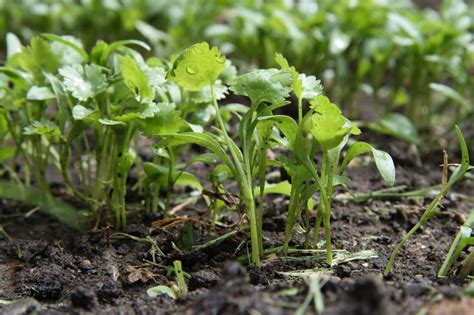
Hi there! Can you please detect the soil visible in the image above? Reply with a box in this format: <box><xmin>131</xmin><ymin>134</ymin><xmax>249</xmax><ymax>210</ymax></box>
<box><xmin>0</xmin><ymin>135</ymin><xmax>473</xmax><ymax>315</ymax></box>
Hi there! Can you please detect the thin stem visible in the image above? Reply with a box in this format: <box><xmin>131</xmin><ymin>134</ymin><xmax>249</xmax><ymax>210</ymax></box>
<box><xmin>312</xmin><ymin>149</ymin><xmax>327</xmax><ymax>247</ymax></box>
<box><xmin>164</xmin><ymin>148</ymin><xmax>175</xmax><ymax>217</ymax></box>
<box><xmin>211</xmin><ymin>86</ymin><xmax>260</xmax><ymax>266</ymax></box>
<box><xmin>298</xmin><ymin>97</ymin><xmax>303</xmax><ymax>123</ymax></box>
<box><xmin>384</xmin><ymin>221</ymin><xmax>422</xmax><ymax>276</ymax></box>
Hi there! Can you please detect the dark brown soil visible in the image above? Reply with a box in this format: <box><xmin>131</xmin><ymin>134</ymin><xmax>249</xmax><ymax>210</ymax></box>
<box><xmin>0</xmin><ymin>141</ymin><xmax>473</xmax><ymax>315</ymax></box>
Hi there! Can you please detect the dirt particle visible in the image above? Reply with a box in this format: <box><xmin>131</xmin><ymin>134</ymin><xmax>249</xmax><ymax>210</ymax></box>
<box><xmin>97</xmin><ymin>281</ymin><xmax>123</xmax><ymax>304</ymax></box>
<box><xmin>404</xmin><ymin>283</ymin><xmax>432</xmax><ymax>297</ymax></box>
<box><xmin>32</xmin><ymin>275</ymin><xmax>63</xmax><ymax>301</ymax></box>
<box><xmin>115</xmin><ymin>243</ymin><xmax>130</xmax><ymax>255</ymax></box>
<box><xmin>71</xmin><ymin>287</ymin><xmax>96</xmax><ymax>310</ymax></box>
<box><xmin>78</xmin><ymin>259</ymin><xmax>94</xmax><ymax>271</ymax></box>
<box><xmin>189</xmin><ymin>269</ymin><xmax>220</xmax><ymax>289</ymax></box>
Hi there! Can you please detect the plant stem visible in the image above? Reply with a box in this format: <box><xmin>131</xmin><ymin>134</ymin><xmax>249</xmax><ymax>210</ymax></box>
<box><xmin>384</xmin><ymin>221</ymin><xmax>422</xmax><ymax>276</ymax></box>
<box><xmin>298</xmin><ymin>97</ymin><xmax>303</xmax><ymax>123</ymax></box>
<box><xmin>211</xmin><ymin>86</ymin><xmax>260</xmax><ymax>266</ymax></box>
<box><xmin>312</xmin><ymin>149</ymin><xmax>327</xmax><ymax>247</ymax></box>
<box><xmin>164</xmin><ymin>148</ymin><xmax>175</xmax><ymax>217</ymax></box>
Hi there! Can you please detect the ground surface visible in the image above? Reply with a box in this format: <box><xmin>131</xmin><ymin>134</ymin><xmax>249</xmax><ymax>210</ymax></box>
<box><xmin>0</xmin><ymin>136</ymin><xmax>473</xmax><ymax>315</ymax></box>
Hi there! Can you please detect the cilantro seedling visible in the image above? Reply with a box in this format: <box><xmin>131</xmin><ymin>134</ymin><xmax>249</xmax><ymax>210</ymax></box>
<box><xmin>438</xmin><ymin>210</ymin><xmax>474</xmax><ymax>278</ymax></box>
<box><xmin>268</xmin><ymin>55</ymin><xmax>395</xmax><ymax>264</ymax></box>
<box><xmin>161</xmin><ymin>43</ymin><xmax>293</xmax><ymax>266</ymax></box>
<box><xmin>385</xmin><ymin>126</ymin><xmax>471</xmax><ymax>276</ymax></box>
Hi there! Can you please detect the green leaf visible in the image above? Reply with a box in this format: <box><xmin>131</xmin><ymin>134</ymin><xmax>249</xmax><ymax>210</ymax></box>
<box><xmin>101</xmin><ymin>39</ymin><xmax>151</xmax><ymax>65</ymax></box>
<box><xmin>17</xmin><ymin>37</ymin><xmax>60</xmax><ymax>81</ymax></box>
<box><xmin>91</xmin><ymin>40</ymin><xmax>109</xmax><ymax>65</ymax></box>
<box><xmin>44</xmin><ymin>72</ymin><xmax>70</xmax><ymax>132</ymax></box>
<box><xmin>299</xmin><ymin>73</ymin><xmax>323</xmax><ymax>100</ymax></box>
<box><xmin>120</xmin><ymin>55</ymin><xmax>153</xmax><ymax>101</ymax></box>
<box><xmin>98</xmin><ymin>119</ymin><xmax>127</xmax><ymax>127</ymax></box>
<box><xmin>24</xmin><ymin>120</ymin><xmax>61</xmax><ymax>137</ymax></box>
<box><xmin>368</xmin><ymin>113</ymin><xmax>420</xmax><ymax>144</ymax></box>
<box><xmin>275</xmin><ymin>53</ymin><xmax>302</xmax><ymax>98</ymax></box>
<box><xmin>230</xmin><ymin>69</ymin><xmax>292</xmax><ymax>104</ymax></box>
<box><xmin>188</xmin><ymin>80</ymin><xmax>228</xmax><ymax>103</ymax></box>
<box><xmin>388</xmin><ymin>13</ymin><xmax>421</xmax><ymax>42</ymax></box>
<box><xmin>41</xmin><ymin>33</ymin><xmax>89</xmax><ymax>63</ymax></box>
<box><xmin>455</xmin><ymin>125</ymin><xmax>470</xmax><ymax>172</ymax></box>
<box><xmin>310</xmin><ymin>96</ymin><xmax>360</xmax><ymax>150</ymax></box>
<box><xmin>175</xmin><ymin>172</ymin><xmax>203</xmax><ymax>192</ymax></box>
<box><xmin>6</xmin><ymin>33</ymin><xmax>22</xmax><ymax>59</ymax></box>
<box><xmin>26</xmin><ymin>86</ymin><xmax>55</xmax><ymax>100</ymax></box>
<box><xmin>258</xmin><ymin>115</ymin><xmax>298</xmax><ymax>148</ymax></box>
<box><xmin>72</xmin><ymin>105</ymin><xmax>97</xmax><ymax>122</ymax></box>
<box><xmin>339</xmin><ymin>142</ymin><xmax>396</xmax><ymax>186</ymax></box>
<box><xmin>275</xmin><ymin>53</ymin><xmax>322</xmax><ymax>100</ymax></box>
<box><xmin>169</xmin><ymin>42</ymin><xmax>226</xmax><ymax>91</ymax></box>
<box><xmin>254</xmin><ymin>180</ymin><xmax>292</xmax><ymax>197</ymax></box>
<box><xmin>139</xmin><ymin>103</ymin><xmax>184</xmax><ymax>136</ymax></box>
<box><xmin>59</xmin><ymin>64</ymin><xmax>107</xmax><ymax>101</ymax></box>
<box><xmin>430</xmin><ymin>83</ymin><xmax>469</xmax><ymax>110</ymax></box>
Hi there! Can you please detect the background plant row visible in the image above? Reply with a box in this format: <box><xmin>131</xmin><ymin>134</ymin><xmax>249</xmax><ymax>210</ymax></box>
<box><xmin>2</xmin><ymin>0</ymin><xmax>474</xmax><ymax>133</ymax></box>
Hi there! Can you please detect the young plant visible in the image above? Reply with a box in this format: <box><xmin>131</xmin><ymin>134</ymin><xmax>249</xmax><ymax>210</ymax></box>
<box><xmin>267</xmin><ymin>55</ymin><xmax>395</xmax><ymax>264</ymax></box>
<box><xmin>146</xmin><ymin>260</ymin><xmax>189</xmax><ymax>299</ymax></box>
<box><xmin>438</xmin><ymin>210</ymin><xmax>474</xmax><ymax>278</ymax></box>
<box><xmin>159</xmin><ymin>42</ymin><xmax>293</xmax><ymax>266</ymax></box>
<box><xmin>385</xmin><ymin>126</ymin><xmax>471</xmax><ymax>275</ymax></box>
<box><xmin>1</xmin><ymin>34</ymin><xmax>187</xmax><ymax>229</ymax></box>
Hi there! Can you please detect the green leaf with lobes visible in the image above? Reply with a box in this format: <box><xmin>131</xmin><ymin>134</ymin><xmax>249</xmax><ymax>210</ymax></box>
<box><xmin>139</xmin><ymin>103</ymin><xmax>184</xmax><ymax>136</ymax></box>
<box><xmin>275</xmin><ymin>53</ymin><xmax>322</xmax><ymax>100</ymax></box>
<box><xmin>168</xmin><ymin>42</ymin><xmax>226</xmax><ymax>91</ymax></box>
<box><xmin>16</xmin><ymin>37</ymin><xmax>60</xmax><ymax>81</ymax></box>
<box><xmin>230</xmin><ymin>68</ymin><xmax>292</xmax><ymax>104</ymax></box>
<box><xmin>24</xmin><ymin>120</ymin><xmax>61</xmax><ymax>138</ymax></box>
<box><xmin>310</xmin><ymin>96</ymin><xmax>361</xmax><ymax>150</ymax></box>
<box><xmin>59</xmin><ymin>64</ymin><xmax>107</xmax><ymax>101</ymax></box>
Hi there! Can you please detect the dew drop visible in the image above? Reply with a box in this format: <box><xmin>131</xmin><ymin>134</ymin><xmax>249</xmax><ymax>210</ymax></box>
<box><xmin>186</xmin><ymin>66</ymin><xmax>197</xmax><ymax>74</ymax></box>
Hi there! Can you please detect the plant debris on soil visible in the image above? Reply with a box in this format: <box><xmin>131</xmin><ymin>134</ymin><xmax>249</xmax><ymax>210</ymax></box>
<box><xmin>1</xmin><ymin>148</ymin><xmax>473</xmax><ymax>315</ymax></box>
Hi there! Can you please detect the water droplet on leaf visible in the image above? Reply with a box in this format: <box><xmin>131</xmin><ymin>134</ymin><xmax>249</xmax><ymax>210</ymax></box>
<box><xmin>186</xmin><ymin>66</ymin><xmax>197</xmax><ymax>74</ymax></box>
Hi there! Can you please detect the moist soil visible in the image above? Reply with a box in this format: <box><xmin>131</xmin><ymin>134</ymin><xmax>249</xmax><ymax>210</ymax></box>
<box><xmin>0</xmin><ymin>136</ymin><xmax>473</xmax><ymax>315</ymax></box>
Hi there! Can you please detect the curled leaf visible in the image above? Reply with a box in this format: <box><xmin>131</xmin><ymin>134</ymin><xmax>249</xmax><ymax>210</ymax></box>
<box><xmin>339</xmin><ymin>142</ymin><xmax>396</xmax><ymax>186</ymax></box>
